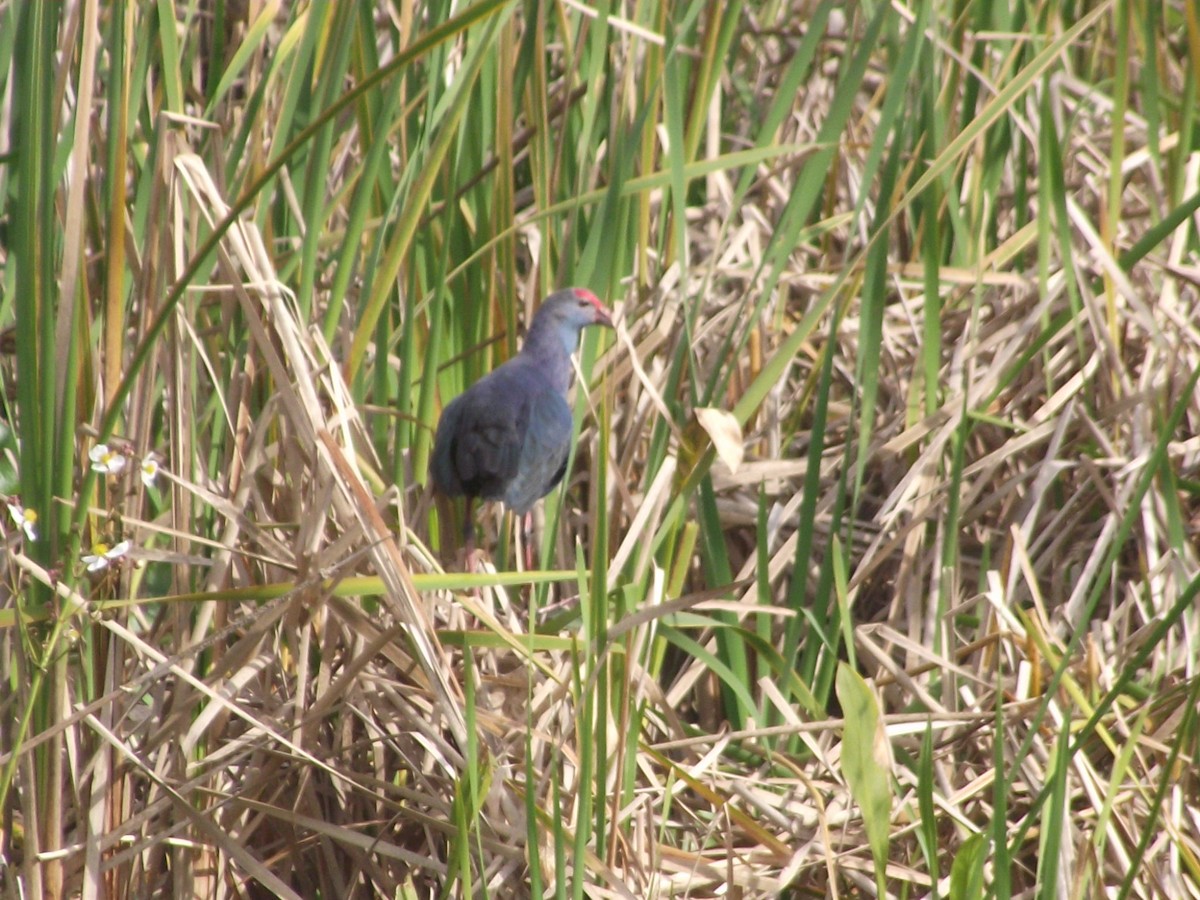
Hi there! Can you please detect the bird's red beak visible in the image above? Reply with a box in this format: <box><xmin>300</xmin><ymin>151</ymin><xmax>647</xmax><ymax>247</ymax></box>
<box><xmin>574</xmin><ymin>288</ymin><xmax>615</xmax><ymax>328</ymax></box>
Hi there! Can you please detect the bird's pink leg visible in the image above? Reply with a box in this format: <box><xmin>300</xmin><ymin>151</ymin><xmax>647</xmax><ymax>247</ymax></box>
<box><xmin>463</xmin><ymin>497</ymin><xmax>482</xmax><ymax>573</ymax></box>
<box><xmin>522</xmin><ymin>511</ymin><xmax>535</xmax><ymax>571</ymax></box>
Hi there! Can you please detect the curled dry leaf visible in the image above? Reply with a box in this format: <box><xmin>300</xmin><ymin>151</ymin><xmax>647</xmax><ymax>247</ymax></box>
<box><xmin>695</xmin><ymin>406</ymin><xmax>744</xmax><ymax>475</ymax></box>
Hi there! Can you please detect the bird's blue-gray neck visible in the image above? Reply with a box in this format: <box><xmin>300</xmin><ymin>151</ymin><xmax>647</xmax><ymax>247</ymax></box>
<box><xmin>521</xmin><ymin>317</ymin><xmax>580</xmax><ymax>393</ymax></box>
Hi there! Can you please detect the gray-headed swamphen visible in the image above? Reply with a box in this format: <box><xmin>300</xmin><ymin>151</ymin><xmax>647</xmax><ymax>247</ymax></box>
<box><xmin>431</xmin><ymin>287</ymin><xmax>614</xmax><ymax>557</ymax></box>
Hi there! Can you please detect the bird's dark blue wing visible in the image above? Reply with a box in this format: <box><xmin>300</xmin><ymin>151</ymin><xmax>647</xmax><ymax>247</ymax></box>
<box><xmin>433</xmin><ymin>366</ymin><xmax>534</xmax><ymax>502</ymax></box>
<box><xmin>431</xmin><ymin>393</ymin><xmax>467</xmax><ymax>495</ymax></box>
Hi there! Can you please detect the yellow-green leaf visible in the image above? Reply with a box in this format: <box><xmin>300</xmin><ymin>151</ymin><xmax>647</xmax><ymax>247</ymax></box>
<box><xmin>837</xmin><ymin>663</ymin><xmax>893</xmax><ymax>890</ymax></box>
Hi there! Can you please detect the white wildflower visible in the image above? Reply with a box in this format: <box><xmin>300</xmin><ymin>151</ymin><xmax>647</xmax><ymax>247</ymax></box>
<box><xmin>82</xmin><ymin>540</ymin><xmax>131</xmax><ymax>572</ymax></box>
<box><xmin>7</xmin><ymin>502</ymin><xmax>38</xmax><ymax>541</ymax></box>
<box><xmin>140</xmin><ymin>454</ymin><xmax>161</xmax><ymax>488</ymax></box>
<box><xmin>89</xmin><ymin>444</ymin><xmax>127</xmax><ymax>475</ymax></box>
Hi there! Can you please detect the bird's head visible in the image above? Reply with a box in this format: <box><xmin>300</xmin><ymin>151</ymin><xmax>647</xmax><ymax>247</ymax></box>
<box><xmin>523</xmin><ymin>287</ymin><xmax>614</xmax><ymax>361</ymax></box>
<box><xmin>538</xmin><ymin>287</ymin><xmax>615</xmax><ymax>331</ymax></box>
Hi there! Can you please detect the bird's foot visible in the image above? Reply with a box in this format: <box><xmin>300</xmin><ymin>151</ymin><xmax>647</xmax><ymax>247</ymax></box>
<box><xmin>464</xmin><ymin>545</ymin><xmax>487</xmax><ymax>574</ymax></box>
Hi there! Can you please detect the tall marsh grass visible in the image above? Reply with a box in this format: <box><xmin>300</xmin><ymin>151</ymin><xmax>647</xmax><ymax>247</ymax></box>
<box><xmin>1</xmin><ymin>1</ymin><xmax>1198</xmax><ymax>897</ymax></box>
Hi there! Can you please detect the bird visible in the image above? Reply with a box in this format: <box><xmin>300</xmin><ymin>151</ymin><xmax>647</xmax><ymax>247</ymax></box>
<box><xmin>431</xmin><ymin>287</ymin><xmax>614</xmax><ymax>560</ymax></box>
